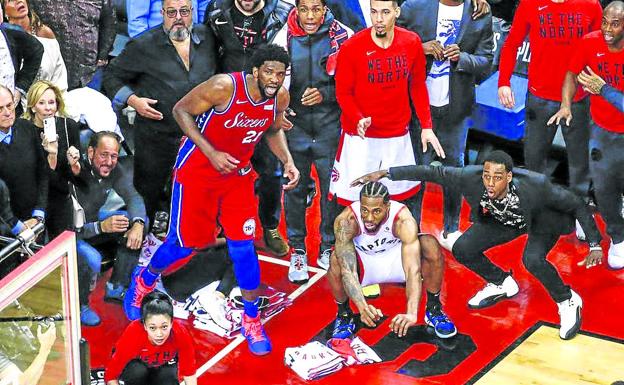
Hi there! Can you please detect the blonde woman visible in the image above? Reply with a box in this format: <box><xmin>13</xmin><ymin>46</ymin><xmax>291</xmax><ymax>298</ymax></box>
<box><xmin>23</xmin><ymin>80</ymin><xmax>80</xmax><ymax>237</ymax></box>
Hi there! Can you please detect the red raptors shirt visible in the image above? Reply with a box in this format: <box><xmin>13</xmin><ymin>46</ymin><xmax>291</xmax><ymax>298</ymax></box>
<box><xmin>569</xmin><ymin>31</ymin><xmax>624</xmax><ymax>133</ymax></box>
<box><xmin>335</xmin><ymin>27</ymin><xmax>432</xmax><ymax>138</ymax></box>
<box><xmin>104</xmin><ymin>320</ymin><xmax>196</xmax><ymax>382</ymax></box>
<box><xmin>174</xmin><ymin>71</ymin><xmax>277</xmax><ymax>182</ymax></box>
<box><xmin>498</xmin><ymin>0</ymin><xmax>602</xmax><ymax>102</ymax></box>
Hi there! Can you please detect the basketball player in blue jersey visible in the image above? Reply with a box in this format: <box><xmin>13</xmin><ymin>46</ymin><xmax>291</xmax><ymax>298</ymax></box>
<box><xmin>327</xmin><ymin>182</ymin><xmax>456</xmax><ymax>339</ymax></box>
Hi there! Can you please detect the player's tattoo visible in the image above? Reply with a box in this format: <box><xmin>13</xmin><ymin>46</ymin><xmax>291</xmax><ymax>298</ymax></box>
<box><xmin>334</xmin><ymin>217</ymin><xmax>366</xmax><ymax>306</ymax></box>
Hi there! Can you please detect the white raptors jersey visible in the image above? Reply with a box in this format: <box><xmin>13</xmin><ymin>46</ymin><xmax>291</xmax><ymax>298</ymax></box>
<box><xmin>350</xmin><ymin>200</ymin><xmax>406</xmax><ymax>256</ymax></box>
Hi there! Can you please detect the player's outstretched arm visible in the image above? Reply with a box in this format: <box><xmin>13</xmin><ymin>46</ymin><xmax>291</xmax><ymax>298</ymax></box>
<box><xmin>173</xmin><ymin>74</ymin><xmax>241</xmax><ymax>174</ymax></box>
<box><xmin>264</xmin><ymin>88</ymin><xmax>300</xmax><ymax>190</ymax></box>
<box><xmin>334</xmin><ymin>211</ymin><xmax>382</xmax><ymax>327</ymax></box>
<box><xmin>389</xmin><ymin>210</ymin><xmax>422</xmax><ymax>337</ymax></box>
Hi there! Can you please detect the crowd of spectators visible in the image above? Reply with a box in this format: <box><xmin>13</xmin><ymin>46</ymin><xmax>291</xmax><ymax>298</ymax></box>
<box><xmin>1</xmin><ymin>0</ymin><xmax>622</xmax><ymax>350</ymax></box>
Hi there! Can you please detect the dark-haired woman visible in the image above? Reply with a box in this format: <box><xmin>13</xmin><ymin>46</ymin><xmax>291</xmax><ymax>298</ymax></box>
<box><xmin>104</xmin><ymin>291</ymin><xmax>197</xmax><ymax>385</ymax></box>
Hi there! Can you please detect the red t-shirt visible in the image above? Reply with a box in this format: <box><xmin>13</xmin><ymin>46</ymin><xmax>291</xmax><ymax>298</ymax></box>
<box><xmin>174</xmin><ymin>71</ymin><xmax>276</xmax><ymax>183</ymax></box>
<box><xmin>569</xmin><ymin>30</ymin><xmax>624</xmax><ymax>133</ymax></box>
<box><xmin>335</xmin><ymin>27</ymin><xmax>432</xmax><ymax>138</ymax></box>
<box><xmin>104</xmin><ymin>320</ymin><xmax>196</xmax><ymax>382</ymax></box>
<box><xmin>498</xmin><ymin>0</ymin><xmax>602</xmax><ymax>102</ymax></box>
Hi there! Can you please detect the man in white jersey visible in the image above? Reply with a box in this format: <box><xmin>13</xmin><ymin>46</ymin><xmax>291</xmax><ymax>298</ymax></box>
<box><xmin>327</xmin><ymin>182</ymin><xmax>456</xmax><ymax>339</ymax></box>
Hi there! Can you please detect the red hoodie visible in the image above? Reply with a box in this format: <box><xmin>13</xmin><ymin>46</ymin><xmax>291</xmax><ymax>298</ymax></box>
<box><xmin>569</xmin><ymin>31</ymin><xmax>624</xmax><ymax>133</ymax></box>
<box><xmin>498</xmin><ymin>0</ymin><xmax>602</xmax><ymax>102</ymax></box>
<box><xmin>335</xmin><ymin>27</ymin><xmax>432</xmax><ymax>137</ymax></box>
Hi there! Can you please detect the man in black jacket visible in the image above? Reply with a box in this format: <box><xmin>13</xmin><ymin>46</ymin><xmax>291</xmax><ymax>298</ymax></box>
<box><xmin>353</xmin><ymin>150</ymin><xmax>603</xmax><ymax>340</ymax></box>
<box><xmin>74</xmin><ymin>131</ymin><xmax>147</xmax><ymax>326</ymax></box>
<box><xmin>0</xmin><ymin>22</ymin><xmax>43</xmax><ymax>113</ymax></box>
<box><xmin>205</xmin><ymin>0</ymin><xmax>293</xmax><ymax>257</ymax></box>
<box><xmin>273</xmin><ymin>0</ymin><xmax>352</xmax><ymax>282</ymax></box>
<box><xmin>104</xmin><ymin>0</ymin><xmax>218</xmax><ymax>226</ymax></box>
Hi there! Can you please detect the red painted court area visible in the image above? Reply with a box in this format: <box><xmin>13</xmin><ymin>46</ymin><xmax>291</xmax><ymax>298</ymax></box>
<box><xmin>83</xmin><ymin>184</ymin><xmax>624</xmax><ymax>385</ymax></box>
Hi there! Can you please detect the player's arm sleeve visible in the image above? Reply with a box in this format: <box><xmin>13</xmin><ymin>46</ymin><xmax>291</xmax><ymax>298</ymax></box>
<box><xmin>409</xmin><ymin>37</ymin><xmax>433</xmax><ymax>129</ymax></box>
<box><xmin>334</xmin><ymin>44</ymin><xmax>365</xmax><ymax>125</ymax></box>
<box><xmin>498</xmin><ymin>0</ymin><xmax>531</xmax><ymax>87</ymax></box>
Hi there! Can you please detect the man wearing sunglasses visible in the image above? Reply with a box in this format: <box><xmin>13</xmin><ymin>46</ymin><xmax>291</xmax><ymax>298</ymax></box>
<box><xmin>104</xmin><ymin>0</ymin><xmax>219</xmax><ymax>231</ymax></box>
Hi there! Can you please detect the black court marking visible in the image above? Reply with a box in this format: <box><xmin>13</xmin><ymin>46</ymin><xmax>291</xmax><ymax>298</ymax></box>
<box><xmin>466</xmin><ymin>321</ymin><xmax>624</xmax><ymax>385</ymax></box>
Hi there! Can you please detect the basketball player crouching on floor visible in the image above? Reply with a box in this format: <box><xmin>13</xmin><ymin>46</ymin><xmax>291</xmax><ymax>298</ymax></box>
<box><xmin>328</xmin><ymin>182</ymin><xmax>456</xmax><ymax>339</ymax></box>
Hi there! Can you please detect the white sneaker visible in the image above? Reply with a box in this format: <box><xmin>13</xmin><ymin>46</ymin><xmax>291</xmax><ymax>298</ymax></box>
<box><xmin>288</xmin><ymin>249</ymin><xmax>309</xmax><ymax>284</ymax></box>
<box><xmin>608</xmin><ymin>240</ymin><xmax>624</xmax><ymax>269</ymax></box>
<box><xmin>204</xmin><ymin>291</ymin><xmax>235</xmax><ymax>331</ymax></box>
<box><xmin>575</xmin><ymin>220</ymin><xmax>586</xmax><ymax>241</ymax></box>
<box><xmin>468</xmin><ymin>275</ymin><xmax>519</xmax><ymax>309</ymax></box>
<box><xmin>557</xmin><ymin>290</ymin><xmax>582</xmax><ymax>340</ymax></box>
<box><xmin>317</xmin><ymin>248</ymin><xmax>331</xmax><ymax>270</ymax></box>
<box><xmin>439</xmin><ymin>231</ymin><xmax>462</xmax><ymax>252</ymax></box>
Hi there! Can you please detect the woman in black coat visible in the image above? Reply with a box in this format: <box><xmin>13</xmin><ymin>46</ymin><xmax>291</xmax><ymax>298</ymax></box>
<box><xmin>23</xmin><ymin>80</ymin><xmax>82</xmax><ymax>237</ymax></box>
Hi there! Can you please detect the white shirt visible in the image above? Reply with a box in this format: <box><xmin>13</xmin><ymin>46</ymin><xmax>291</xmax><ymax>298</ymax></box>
<box><xmin>426</xmin><ymin>2</ymin><xmax>463</xmax><ymax>107</ymax></box>
<box><xmin>0</xmin><ymin>32</ymin><xmax>15</xmax><ymax>94</ymax></box>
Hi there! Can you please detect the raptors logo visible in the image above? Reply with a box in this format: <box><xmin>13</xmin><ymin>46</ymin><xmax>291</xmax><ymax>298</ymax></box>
<box><xmin>243</xmin><ymin>218</ymin><xmax>256</xmax><ymax>236</ymax></box>
<box><xmin>331</xmin><ymin>167</ymin><xmax>340</xmax><ymax>183</ymax></box>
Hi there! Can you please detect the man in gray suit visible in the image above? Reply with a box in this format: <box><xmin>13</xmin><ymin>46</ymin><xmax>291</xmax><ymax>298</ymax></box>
<box><xmin>353</xmin><ymin>150</ymin><xmax>603</xmax><ymax>340</ymax></box>
<box><xmin>398</xmin><ymin>0</ymin><xmax>493</xmax><ymax>249</ymax></box>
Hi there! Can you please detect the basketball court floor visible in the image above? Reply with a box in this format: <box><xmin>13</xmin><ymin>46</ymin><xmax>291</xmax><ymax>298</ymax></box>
<box><xmin>83</xmin><ymin>184</ymin><xmax>624</xmax><ymax>385</ymax></box>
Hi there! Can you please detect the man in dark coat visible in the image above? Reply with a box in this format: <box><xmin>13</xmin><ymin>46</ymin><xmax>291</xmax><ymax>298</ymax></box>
<box><xmin>353</xmin><ymin>150</ymin><xmax>603</xmax><ymax>340</ymax></box>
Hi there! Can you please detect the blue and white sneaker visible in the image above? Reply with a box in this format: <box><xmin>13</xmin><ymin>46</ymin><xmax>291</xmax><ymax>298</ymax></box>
<box><xmin>241</xmin><ymin>314</ymin><xmax>272</xmax><ymax>355</ymax></box>
<box><xmin>332</xmin><ymin>313</ymin><xmax>355</xmax><ymax>339</ymax></box>
<box><xmin>425</xmin><ymin>308</ymin><xmax>457</xmax><ymax>339</ymax></box>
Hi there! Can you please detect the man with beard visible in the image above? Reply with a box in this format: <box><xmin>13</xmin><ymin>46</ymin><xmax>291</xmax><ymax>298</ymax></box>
<box><xmin>329</xmin><ymin>0</ymin><xmax>444</xmax><ymax>217</ymax></box>
<box><xmin>205</xmin><ymin>0</ymin><xmax>294</xmax><ymax>259</ymax></box>
<box><xmin>328</xmin><ymin>182</ymin><xmax>457</xmax><ymax>340</ymax></box>
<box><xmin>552</xmin><ymin>1</ymin><xmax>624</xmax><ymax>269</ymax></box>
<box><xmin>124</xmin><ymin>44</ymin><xmax>300</xmax><ymax>356</ymax></box>
<box><xmin>353</xmin><ymin>150</ymin><xmax>603</xmax><ymax>340</ymax></box>
<box><xmin>103</xmin><ymin>0</ymin><xmax>218</xmax><ymax>228</ymax></box>
<box><xmin>73</xmin><ymin>131</ymin><xmax>147</xmax><ymax>326</ymax></box>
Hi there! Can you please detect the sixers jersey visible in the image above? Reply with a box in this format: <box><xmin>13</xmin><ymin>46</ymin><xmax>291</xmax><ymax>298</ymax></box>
<box><xmin>174</xmin><ymin>71</ymin><xmax>277</xmax><ymax>182</ymax></box>
<box><xmin>349</xmin><ymin>200</ymin><xmax>405</xmax><ymax>256</ymax></box>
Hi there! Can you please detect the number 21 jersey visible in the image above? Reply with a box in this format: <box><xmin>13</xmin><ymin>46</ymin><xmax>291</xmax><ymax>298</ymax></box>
<box><xmin>174</xmin><ymin>71</ymin><xmax>277</xmax><ymax>182</ymax></box>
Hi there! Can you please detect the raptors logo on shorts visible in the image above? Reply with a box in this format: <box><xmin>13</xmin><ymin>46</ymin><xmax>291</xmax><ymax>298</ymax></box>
<box><xmin>331</xmin><ymin>167</ymin><xmax>340</xmax><ymax>183</ymax></box>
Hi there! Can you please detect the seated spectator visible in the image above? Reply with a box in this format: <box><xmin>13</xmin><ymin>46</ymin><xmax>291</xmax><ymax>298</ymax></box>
<box><xmin>22</xmin><ymin>80</ymin><xmax>81</xmax><ymax>238</ymax></box>
<box><xmin>0</xmin><ymin>85</ymin><xmax>48</xmax><ymax>231</ymax></box>
<box><xmin>73</xmin><ymin>132</ymin><xmax>147</xmax><ymax>326</ymax></box>
<box><xmin>126</xmin><ymin>0</ymin><xmax>209</xmax><ymax>37</ymax></box>
<box><xmin>104</xmin><ymin>291</ymin><xmax>197</xmax><ymax>385</ymax></box>
<box><xmin>0</xmin><ymin>5</ymin><xmax>43</xmax><ymax>114</ymax></box>
<box><xmin>2</xmin><ymin>0</ymin><xmax>68</xmax><ymax>101</ymax></box>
